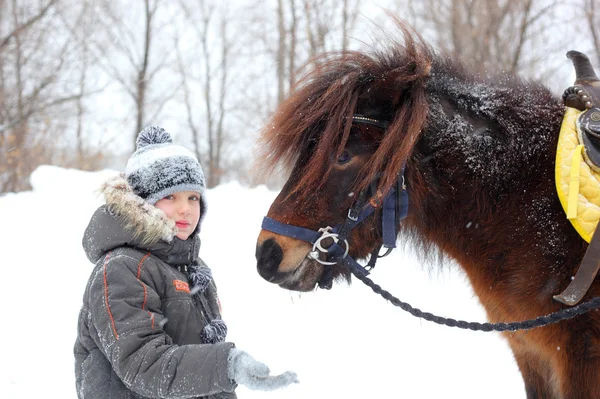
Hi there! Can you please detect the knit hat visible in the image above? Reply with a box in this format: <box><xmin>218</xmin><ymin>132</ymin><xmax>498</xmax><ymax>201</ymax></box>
<box><xmin>126</xmin><ymin>126</ymin><xmax>207</xmax><ymax>215</ymax></box>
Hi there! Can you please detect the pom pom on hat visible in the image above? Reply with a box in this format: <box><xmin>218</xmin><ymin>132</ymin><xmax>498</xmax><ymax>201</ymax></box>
<box><xmin>136</xmin><ymin>126</ymin><xmax>173</xmax><ymax>149</ymax></box>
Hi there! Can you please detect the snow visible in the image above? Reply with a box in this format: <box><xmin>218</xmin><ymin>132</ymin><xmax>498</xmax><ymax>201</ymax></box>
<box><xmin>1</xmin><ymin>165</ymin><xmax>525</xmax><ymax>398</ymax></box>
<box><xmin>426</xmin><ymin>75</ymin><xmax>557</xmax><ymax>187</ymax></box>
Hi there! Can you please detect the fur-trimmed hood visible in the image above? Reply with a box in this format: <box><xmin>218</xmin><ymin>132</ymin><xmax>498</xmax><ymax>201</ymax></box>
<box><xmin>82</xmin><ymin>174</ymin><xmax>200</xmax><ymax>265</ymax></box>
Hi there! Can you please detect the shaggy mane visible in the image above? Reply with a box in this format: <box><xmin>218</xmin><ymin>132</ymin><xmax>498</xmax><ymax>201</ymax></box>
<box><xmin>258</xmin><ymin>20</ymin><xmax>433</xmax><ymax>200</ymax></box>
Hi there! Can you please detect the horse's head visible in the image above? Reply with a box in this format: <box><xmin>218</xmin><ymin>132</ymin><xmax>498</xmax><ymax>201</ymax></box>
<box><xmin>256</xmin><ymin>25</ymin><xmax>432</xmax><ymax>291</ymax></box>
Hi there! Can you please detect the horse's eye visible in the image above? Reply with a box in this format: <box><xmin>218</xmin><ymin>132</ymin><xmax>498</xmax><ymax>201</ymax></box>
<box><xmin>337</xmin><ymin>151</ymin><xmax>351</xmax><ymax>164</ymax></box>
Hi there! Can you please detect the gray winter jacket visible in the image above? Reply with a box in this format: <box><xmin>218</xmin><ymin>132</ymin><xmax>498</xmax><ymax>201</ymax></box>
<box><xmin>74</xmin><ymin>175</ymin><xmax>237</xmax><ymax>399</ymax></box>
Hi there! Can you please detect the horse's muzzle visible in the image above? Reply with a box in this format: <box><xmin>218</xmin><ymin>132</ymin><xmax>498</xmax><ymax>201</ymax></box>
<box><xmin>255</xmin><ymin>238</ymin><xmax>286</xmax><ymax>283</ymax></box>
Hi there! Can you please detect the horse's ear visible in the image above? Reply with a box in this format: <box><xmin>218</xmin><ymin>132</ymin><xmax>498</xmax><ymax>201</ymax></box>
<box><xmin>358</xmin><ymin>62</ymin><xmax>431</xmax><ymax>120</ymax></box>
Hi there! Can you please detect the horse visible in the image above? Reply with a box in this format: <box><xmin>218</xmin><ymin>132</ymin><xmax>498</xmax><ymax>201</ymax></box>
<box><xmin>254</xmin><ymin>21</ymin><xmax>600</xmax><ymax>399</ymax></box>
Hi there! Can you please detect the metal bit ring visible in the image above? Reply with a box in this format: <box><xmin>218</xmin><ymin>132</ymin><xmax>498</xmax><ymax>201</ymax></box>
<box><xmin>308</xmin><ymin>226</ymin><xmax>349</xmax><ymax>265</ymax></box>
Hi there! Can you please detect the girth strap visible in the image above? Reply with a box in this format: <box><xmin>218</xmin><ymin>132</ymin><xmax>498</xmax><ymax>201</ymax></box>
<box><xmin>554</xmin><ymin>224</ymin><xmax>600</xmax><ymax>305</ymax></box>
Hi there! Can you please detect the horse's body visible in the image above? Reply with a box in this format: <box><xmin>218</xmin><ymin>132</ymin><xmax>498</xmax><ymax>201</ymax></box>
<box><xmin>255</xmin><ymin>23</ymin><xmax>600</xmax><ymax>398</ymax></box>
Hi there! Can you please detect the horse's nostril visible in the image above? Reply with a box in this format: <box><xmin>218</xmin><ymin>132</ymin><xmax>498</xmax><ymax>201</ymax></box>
<box><xmin>256</xmin><ymin>238</ymin><xmax>283</xmax><ymax>281</ymax></box>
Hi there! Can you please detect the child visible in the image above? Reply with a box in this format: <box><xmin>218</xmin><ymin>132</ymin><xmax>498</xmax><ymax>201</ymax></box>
<box><xmin>74</xmin><ymin>127</ymin><xmax>297</xmax><ymax>398</ymax></box>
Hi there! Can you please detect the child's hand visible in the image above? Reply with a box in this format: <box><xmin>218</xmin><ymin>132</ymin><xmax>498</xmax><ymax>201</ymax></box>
<box><xmin>227</xmin><ymin>348</ymin><xmax>298</xmax><ymax>391</ymax></box>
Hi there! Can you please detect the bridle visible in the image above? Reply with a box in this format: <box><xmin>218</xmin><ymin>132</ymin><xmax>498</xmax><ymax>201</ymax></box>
<box><xmin>261</xmin><ymin>115</ymin><xmax>408</xmax><ymax>289</ymax></box>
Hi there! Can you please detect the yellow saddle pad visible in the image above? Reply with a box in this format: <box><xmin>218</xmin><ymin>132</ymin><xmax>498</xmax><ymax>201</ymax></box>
<box><xmin>556</xmin><ymin>106</ymin><xmax>600</xmax><ymax>242</ymax></box>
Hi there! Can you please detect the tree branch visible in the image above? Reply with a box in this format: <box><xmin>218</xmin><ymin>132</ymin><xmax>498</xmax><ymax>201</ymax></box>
<box><xmin>0</xmin><ymin>0</ymin><xmax>58</xmax><ymax>50</ymax></box>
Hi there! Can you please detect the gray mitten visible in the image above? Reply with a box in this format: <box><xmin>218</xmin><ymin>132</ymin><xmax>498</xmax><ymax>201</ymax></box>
<box><xmin>227</xmin><ymin>348</ymin><xmax>298</xmax><ymax>391</ymax></box>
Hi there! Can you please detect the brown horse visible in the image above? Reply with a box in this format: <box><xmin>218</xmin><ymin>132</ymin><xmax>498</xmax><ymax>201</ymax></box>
<box><xmin>254</xmin><ymin>22</ymin><xmax>600</xmax><ymax>399</ymax></box>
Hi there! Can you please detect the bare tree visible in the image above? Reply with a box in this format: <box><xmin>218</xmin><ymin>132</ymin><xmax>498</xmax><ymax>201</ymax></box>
<box><xmin>302</xmin><ymin>0</ymin><xmax>328</xmax><ymax>59</ymax></box>
<box><xmin>0</xmin><ymin>0</ymin><xmax>57</xmax><ymax>50</ymax></box>
<box><xmin>237</xmin><ymin>0</ymin><xmax>363</xmax><ymax>188</ymax></box>
<box><xmin>288</xmin><ymin>0</ymin><xmax>298</xmax><ymax>88</ymax></box>
<box><xmin>86</xmin><ymin>0</ymin><xmax>180</xmax><ymax>148</ymax></box>
<box><xmin>300</xmin><ymin>0</ymin><xmax>360</xmax><ymax>57</ymax></box>
<box><xmin>0</xmin><ymin>0</ymin><xmax>89</xmax><ymax>193</ymax></box>
<box><xmin>584</xmin><ymin>0</ymin><xmax>600</xmax><ymax>66</ymax></box>
<box><xmin>277</xmin><ymin>0</ymin><xmax>287</xmax><ymax>104</ymax></box>
<box><xmin>400</xmin><ymin>0</ymin><xmax>561</xmax><ymax>75</ymax></box>
<box><xmin>177</xmin><ymin>0</ymin><xmax>233</xmax><ymax>187</ymax></box>
<box><xmin>75</xmin><ymin>38</ymin><xmax>89</xmax><ymax>167</ymax></box>
<box><xmin>341</xmin><ymin>0</ymin><xmax>360</xmax><ymax>51</ymax></box>
<box><xmin>274</xmin><ymin>0</ymin><xmax>361</xmax><ymax>102</ymax></box>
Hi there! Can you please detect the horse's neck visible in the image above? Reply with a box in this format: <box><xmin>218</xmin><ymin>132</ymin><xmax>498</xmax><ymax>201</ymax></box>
<box><xmin>423</xmin><ymin>79</ymin><xmax>564</xmax><ymax>191</ymax></box>
<box><xmin>416</xmin><ymin>85</ymin><xmax>569</xmax><ymax>286</ymax></box>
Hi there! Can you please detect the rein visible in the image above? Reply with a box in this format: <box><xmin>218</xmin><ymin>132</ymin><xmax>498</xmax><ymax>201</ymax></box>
<box><xmin>348</xmin><ymin>266</ymin><xmax>600</xmax><ymax>332</ymax></box>
<box><xmin>261</xmin><ymin>115</ymin><xmax>600</xmax><ymax>332</ymax></box>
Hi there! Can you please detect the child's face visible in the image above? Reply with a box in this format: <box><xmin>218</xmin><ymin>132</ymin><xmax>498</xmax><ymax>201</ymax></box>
<box><xmin>155</xmin><ymin>191</ymin><xmax>201</xmax><ymax>240</ymax></box>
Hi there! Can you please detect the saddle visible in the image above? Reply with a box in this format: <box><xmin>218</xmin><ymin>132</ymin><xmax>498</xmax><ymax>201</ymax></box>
<box><xmin>555</xmin><ymin>51</ymin><xmax>600</xmax><ymax>305</ymax></box>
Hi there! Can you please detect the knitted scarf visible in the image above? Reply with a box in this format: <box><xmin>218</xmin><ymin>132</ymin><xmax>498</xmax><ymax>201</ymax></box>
<box><xmin>188</xmin><ymin>262</ymin><xmax>228</xmax><ymax>344</ymax></box>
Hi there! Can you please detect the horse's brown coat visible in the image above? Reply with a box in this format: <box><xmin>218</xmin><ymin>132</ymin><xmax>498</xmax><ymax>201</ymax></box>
<box><xmin>255</xmin><ymin>21</ymin><xmax>599</xmax><ymax>398</ymax></box>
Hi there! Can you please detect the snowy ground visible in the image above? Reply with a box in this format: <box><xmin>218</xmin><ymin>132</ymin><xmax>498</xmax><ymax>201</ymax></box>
<box><xmin>0</xmin><ymin>166</ymin><xmax>526</xmax><ymax>398</ymax></box>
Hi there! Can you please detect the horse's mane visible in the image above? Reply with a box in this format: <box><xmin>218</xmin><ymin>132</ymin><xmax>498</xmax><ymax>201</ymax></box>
<box><xmin>258</xmin><ymin>21</ymin><xmax>433</xmax><ymax>199</ymax></box>
<box><xmin>258</xmin><ymin>19</ymin><xmax>562</xmax><ymax>203</ymax></box>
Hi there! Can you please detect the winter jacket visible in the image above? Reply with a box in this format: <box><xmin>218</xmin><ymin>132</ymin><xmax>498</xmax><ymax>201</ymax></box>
<box><xmin>74</xmin><ymin>175</ymin><xmax>237</xmax><ymax>399</ymax></box>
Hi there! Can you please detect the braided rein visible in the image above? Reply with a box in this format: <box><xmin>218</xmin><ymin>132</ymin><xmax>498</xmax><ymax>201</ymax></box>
<box><xmin>350</xmin><ymin>268</ymin><xmax>600</xmax><ymax>332</ymax></box>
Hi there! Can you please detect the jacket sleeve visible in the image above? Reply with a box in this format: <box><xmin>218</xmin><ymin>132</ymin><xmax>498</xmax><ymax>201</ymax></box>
<box><xmin>88</xmin><ymin>252</ymin><xmax>237</xmax><ymax>398</ymax></box>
